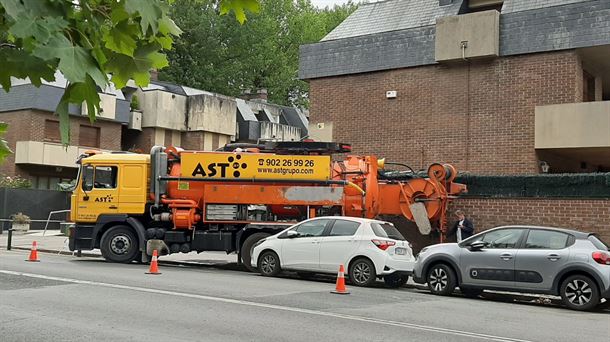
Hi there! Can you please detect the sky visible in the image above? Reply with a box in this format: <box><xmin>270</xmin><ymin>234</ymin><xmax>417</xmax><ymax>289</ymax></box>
<box><xmin>310</xmin><ymin>0</ymin><xmax>376</xmax><ymax>8</ymax></box>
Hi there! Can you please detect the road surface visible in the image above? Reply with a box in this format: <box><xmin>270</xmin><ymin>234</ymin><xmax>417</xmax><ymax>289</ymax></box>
<box><xmin>0</xmin><ymin>250</ymin><xmax>608</xmax><ymax>341</ymax></box>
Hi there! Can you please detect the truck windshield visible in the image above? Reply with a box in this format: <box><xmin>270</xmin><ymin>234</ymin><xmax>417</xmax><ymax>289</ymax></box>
<box><xmin>589</xmin><ymin>235</ymin><xmax>609</xmax><ymax>251</ymax></box>
<box><xmin>371</xmin><ymin>222</ymin><xmax>406</xmax><ymax>241</ymax></box>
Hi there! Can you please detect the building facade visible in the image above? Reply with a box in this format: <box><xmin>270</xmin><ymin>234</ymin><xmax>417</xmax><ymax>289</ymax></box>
<box><xmin>301</xmin><ymin>0</ymin><xmax>610</xmax><ymax>175</ymax></box>
<box><xmin>300</xmin><ymin>0</ymin><xmax>610</xmax><ymax>241</ymax></box>
<box><xmin>0</xmin><ymin>75</ymin><xmax>308</xmax><ymax>189</ymax></box>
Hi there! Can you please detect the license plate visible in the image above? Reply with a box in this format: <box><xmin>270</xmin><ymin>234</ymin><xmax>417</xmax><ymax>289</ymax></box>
<box><xmin>395</xmin><ymin>247</ymin><xmax>406</xmax><ymax>255</ymax></box>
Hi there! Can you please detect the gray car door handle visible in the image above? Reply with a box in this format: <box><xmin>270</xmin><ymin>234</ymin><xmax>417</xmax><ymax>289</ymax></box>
<box><xmin>500</xmin><ymin>253</ymin><xmax>513</xmax><ymax>260</ymax></box>
<box><xmin>547</xmin><ymin>254</ymin><xmax>561</xmax><ymax>261</ymax></box>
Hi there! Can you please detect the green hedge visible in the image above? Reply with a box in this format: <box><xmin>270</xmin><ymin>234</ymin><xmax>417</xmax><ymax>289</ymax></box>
<box><xmin>455</xmin><ymin>173</ymin><xmax>610</xmax><ymax>198</ymax></box>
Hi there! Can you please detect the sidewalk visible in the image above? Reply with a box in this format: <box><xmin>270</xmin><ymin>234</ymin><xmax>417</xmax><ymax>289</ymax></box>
<box><xmin>0</xmin><ymin>230</ymin><xmax>238</xmax><ymax>267</ymax></box>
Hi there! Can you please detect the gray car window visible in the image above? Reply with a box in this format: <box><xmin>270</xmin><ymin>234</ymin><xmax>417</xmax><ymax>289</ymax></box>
<box><xmin>481</xmin><ymin>229</ymin><xmax>523</xmax><ymax>249</ymax></box>
<box><xmin>589</xmin><ymin>235</ymin><xmax>609</xmax><ymax>251</ymax></box>
<box><xmin>524</xmin><ymin>230</ymin><xmax>570</xmax><ymax>249</ymax></box>
<box><xmin>329</xmin><ymin>220</ymin><xmax>360</xmax><ymax>236</ymax></box>
<box><xmin>294</xmin><ymin>219</ymin><xmax>330</xmax><ymax>237</ymax></box>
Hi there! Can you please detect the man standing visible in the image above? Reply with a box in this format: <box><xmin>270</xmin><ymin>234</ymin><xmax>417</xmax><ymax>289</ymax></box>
<box><xmin>448</xmin><ymin>210</ymin><xmax>474</xmax><ymax>242</ymax></box>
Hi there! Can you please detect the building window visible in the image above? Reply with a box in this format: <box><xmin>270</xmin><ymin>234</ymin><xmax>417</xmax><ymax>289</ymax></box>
<box><xmin>79</xmin><ymin>125</ymin><xmax>100</xmax><ymax>148</ymax></box>
<box><xmin>212</xmin><ymin>134</ymin><xmax>220</xmax><ymax>150</ymax></box>
<box><xmin>44</xmin><ymin>120</ymin><xmax>61</xmax><ymax>142</ymax></box>
<box><xmin>165</xmin><ymin>129</ymin><xmax>173</xmax><ymax>146</ymax></box>
<box><xmin>467</xmin><ymin>0</ymin><xmax>503</xmax><ymax>12</ymax></box>
<box><xmin>583</xmin><ymin>71</ymin><xmax>596</xmax><ymax>102</ymax></box>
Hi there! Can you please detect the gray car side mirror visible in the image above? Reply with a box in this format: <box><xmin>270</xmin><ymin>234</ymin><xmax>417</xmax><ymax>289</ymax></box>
<box><xmin>469</xmin><ymin>240</ymin><xmax>486</xmax><ymax>250</ymax></box>
<box><xmin>286</xmin><ymin>230</ymin><xmax>299</xmax><ymax>238</ymax></box>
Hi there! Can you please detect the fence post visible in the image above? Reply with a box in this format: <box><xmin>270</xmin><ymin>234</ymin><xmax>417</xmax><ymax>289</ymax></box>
<box><xmin>7</xmin><ymin>228</ymin><xmax>13</xmax><ymax>251</ymax></box>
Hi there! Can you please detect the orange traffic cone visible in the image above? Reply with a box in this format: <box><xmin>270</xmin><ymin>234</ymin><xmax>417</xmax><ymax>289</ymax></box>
<box><xmin>145</xmin><ymin>249</ymin><xmax>161</xmax><ymax>275</ymax></box>
<box><xmin>26</xmin><ymin>241</ymin><xmax>40</xmax><ymax>262</ymax></box>
<box><xmin>331</xmin><ymin>264</ymin><xmax>350</xmax><ymax>295</ymax></box>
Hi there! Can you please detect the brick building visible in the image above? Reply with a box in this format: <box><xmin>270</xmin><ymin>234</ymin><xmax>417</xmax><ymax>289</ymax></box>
<box><xmin>300</xmin><ymin>0</ymin><xmax>610</xmax><ymax>241</ymax></box>
<box><xmin>0</xmin><ymin>74</ymin><xmax>308</xmax><ymax>190</ymax></box>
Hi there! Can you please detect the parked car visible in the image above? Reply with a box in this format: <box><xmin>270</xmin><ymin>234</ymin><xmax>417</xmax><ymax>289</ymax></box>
<box><xmin>251</xmin><ymin>216</ymin><xmax>415</xmax><ymax>287</ymax></box>
<box><xmin>413</xmin><ymin>225</ymin><xmax>610</xmax><ymax>311</ymax></box>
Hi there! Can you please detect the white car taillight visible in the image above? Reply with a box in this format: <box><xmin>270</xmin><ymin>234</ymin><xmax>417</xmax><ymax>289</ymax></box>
<box><xmin>371</xmin><ymin>239</ymin><xmax>395</xmax><ymax>251</ymax></box>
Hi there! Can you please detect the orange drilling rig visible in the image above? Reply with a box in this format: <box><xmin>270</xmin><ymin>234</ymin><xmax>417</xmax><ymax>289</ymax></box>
<box><xmin>69</xmin><ymin>141</ymin><xmax>466</xmax><ymax>268</ymax></box>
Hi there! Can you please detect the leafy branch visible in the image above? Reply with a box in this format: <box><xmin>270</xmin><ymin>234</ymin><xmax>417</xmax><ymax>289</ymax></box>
<box><xmin>0</xmin><ymin>0</ymin><xmax>259</xmax><ymax>161</ymax></box>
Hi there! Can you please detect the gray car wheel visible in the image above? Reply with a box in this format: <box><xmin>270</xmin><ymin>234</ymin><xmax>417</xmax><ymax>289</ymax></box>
<box><xmin>427</xmin><ymin>264</ymin><xmax>456</xmax><ymax>296</ymax></box>
<box><xmin>560</xmin><ymin>275</ymin><xmax>600</xmax><ymax>311</ymax></box>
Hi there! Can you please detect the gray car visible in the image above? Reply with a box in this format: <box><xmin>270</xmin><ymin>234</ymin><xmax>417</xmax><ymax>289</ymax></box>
<box><xmin>413</xmin><ymin>226</ymin><xmax>610</xmax><ymax>311</ymax></box>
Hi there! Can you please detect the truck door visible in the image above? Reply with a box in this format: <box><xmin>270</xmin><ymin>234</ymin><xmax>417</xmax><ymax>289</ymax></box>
<box><xmin>74</xmin><ymin>164</ymin><xmax>119</xmax><ymax>222</ymax></box>
<box><xmin>117</xmin><ymin>164</ymin><xmax>147</xmax><ymax>214</ymax></box>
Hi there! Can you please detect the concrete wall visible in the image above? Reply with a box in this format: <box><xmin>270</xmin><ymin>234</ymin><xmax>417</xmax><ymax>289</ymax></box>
<box><xmin>307</xmin><ymin>121</ymin><xmax>334</xmax><ymax>142</ymax></box>
<box><xmin>14</xmin><ymin>142</ymin><xmax>109</xmax><ymax>169</ymax></box>
<box><xmin>138</xmin><ymin>89</ymin><xmax>187</xmax><ymax>131</ymax></box>
<box><xmin>435</xmin><ymin>10</ymin><xmax>500</xmax><ymax>62</ymax></box>
<box><xmin>259</xmin><ymin>121</ymin><xmax>301</xmax><ymax>141</ymax></box>
<box><xmin>535</xmin><ymin>101</ymin><xmax>610</xmax><ymax>149</ymax></box>
<box><xmin>0</xmin><ymin>188</ymin><xmax>70</xmax><ymax>230</ymax></box>
<box><xmin>187</xmin><ymin>94</ymin><xmax>236</xmax><ymax>136</ymax></box>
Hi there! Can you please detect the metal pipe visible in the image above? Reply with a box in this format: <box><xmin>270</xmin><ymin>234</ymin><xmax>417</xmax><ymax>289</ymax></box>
<box><xmin>7</xmin><ymin>228</ymin><xmax>12</xmax><ymax>251</ymax></box>
<box><xmin>150</xmin><ymin>146</ymin><xmax>165</xmax><ymax>208</ymax></box>
<box><xmin>159</xmin><ymin>176</ymin><xmax>350</xmax><ymax>186</ymax></box>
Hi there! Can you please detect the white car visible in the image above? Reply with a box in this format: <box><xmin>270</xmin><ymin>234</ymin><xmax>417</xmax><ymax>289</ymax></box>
<box><xmin>251</xmin><ymin>216</ymin><xmax>415</xmax><ymax>287</ymax></box>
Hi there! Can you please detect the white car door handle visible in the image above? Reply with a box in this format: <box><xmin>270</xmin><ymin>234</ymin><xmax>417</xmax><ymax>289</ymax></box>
<box><xmin>500</xmin><ymin>253</ymin><xmax>513</xmax><ymax>260</ymax></box>
<box><xmin>547</xmin><ymin>254</ymin><xmax>561</xmax><ymax>261</ymax></box>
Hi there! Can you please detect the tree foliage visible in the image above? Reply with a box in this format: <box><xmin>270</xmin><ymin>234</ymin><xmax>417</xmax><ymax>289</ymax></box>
<box><xmin>0</xmin><ymin>0</ymin><xmax>258</xmax><ymax>161</ymax></box>
<box><xmin>160</xmin><ymin>0</ymin><xmax>357</xmax><ymax>107</ymax></box>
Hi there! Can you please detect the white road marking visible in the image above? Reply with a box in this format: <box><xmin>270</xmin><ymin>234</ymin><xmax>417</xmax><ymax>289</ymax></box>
<box><xmin>0</xmin><ymin>269</ymin><xmax>536</xmax><ymax>342</ymax></box>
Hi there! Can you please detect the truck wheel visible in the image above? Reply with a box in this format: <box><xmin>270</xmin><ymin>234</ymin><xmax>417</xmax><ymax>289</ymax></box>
<box><xmin>384</xmin><ymin>273</ymin><xmax>409</xmax><ymax>288</ymax></box>
<box><xmin>100</xmin><ymin>225</ymin><xmax>139</xmax><ymax>263</ymax></box>
<box><xmin>349</xmin><ymin>258</ymin><xmax>377</xmax><ymax>287</ymax></box>
<box><xmin>560</xmin><ymin>275</ymin><xmax>600</xmax><ymax>311</ymax></box>
<box><xmin>241</xmin><ymin>232</ymin><xmax>271</xmax><ymax>272</ymax></box>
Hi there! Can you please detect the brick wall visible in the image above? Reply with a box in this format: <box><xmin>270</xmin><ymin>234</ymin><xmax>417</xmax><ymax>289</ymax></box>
<box><xmin>309</xmin><ymin>50</ymin><xmax>583</xmax><ymax>175</ymax></box>
<box><xmin>0</xmin><ymin>110</ymin><xmax>35</xmax><ymax>176</ymax></box>
<box><xmin>449</xmin><ymin>197</ymin><xmax>610</xmax><ymax>243</ymax></box>
<box><xmin>123</xmin><ymin>127</ymin><xmax>155</xmax><ymax>153</ymax></box>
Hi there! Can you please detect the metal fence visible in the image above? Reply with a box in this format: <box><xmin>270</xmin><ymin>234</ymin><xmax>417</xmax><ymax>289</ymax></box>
<box><xmin>0</xmin><ymin>188</ymin><xmax>71</xmax><ymax>232</ymax></box>
<box><xmin>455</xmin><ymin>173</ymin><xmax>610</xmax><ymax>198</ymax></box>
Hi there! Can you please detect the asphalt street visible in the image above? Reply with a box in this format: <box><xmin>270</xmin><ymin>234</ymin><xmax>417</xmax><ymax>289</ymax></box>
<box><xmin>0</xmin><ymin>250</ymin><xmax>608</xmax><ymax>342</ymax></box>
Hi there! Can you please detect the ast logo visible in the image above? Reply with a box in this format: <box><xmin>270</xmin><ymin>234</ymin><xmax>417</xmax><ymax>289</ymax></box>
<box><xmin>95</xmin><ymin>194</ymin><xmax>114</xmax><ymax>203</ymax></box>
<box><xmin>191</xmin><ymin>155</ymin><xmax>248</xmax><ymax>178</ymax></box>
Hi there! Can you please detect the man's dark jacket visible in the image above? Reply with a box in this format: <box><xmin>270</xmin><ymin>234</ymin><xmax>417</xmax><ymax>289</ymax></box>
<box><xmin>447</xmin><ymin>218</ymin><xmax>475</xmax><ymax>239</ymax></box>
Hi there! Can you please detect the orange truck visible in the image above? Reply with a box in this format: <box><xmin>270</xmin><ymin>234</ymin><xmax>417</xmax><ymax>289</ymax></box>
<box><xmin>69</xmin><ymin>141</ymin><xmax>466</xmax><ymax>269</ymax></box>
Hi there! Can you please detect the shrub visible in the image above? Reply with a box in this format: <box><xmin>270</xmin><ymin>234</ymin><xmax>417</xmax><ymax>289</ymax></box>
<box><xmin>11</xmin><ymin>212</ymin><xmax>30</xmax><ymax>224</ymax></box>
<box><xmin>0</xmin><ymin>175</ymin><xmax>32</xmax><ymax>188</ymax></box>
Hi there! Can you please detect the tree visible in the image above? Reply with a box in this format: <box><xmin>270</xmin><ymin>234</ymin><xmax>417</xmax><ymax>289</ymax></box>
<box><xmin>160</xmin><ymin>0</ymin><xmax>357</xmax><ymax>107</ymax></box>
<box><xmin>0</xmin><ymin>0</ymin><xmax>258</xmax><ymax>160</ymax></box>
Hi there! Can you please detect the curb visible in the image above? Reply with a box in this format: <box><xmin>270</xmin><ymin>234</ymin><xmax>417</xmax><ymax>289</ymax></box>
<box><xmin>7</xmin><ymin>246</ymin><xmax>102</xmax><ymax>258</ymax></box>
<box><xmin>4</xmin><ymin>247</ymin><xmax>240</xmax><ymax>269</ymax></box>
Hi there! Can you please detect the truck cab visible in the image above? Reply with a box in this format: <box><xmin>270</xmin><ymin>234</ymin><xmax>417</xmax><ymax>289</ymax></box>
<box><xmin>71</xmin><ymin>154</ymin><xmax>150</xmax><ymax>223</ymax></box>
